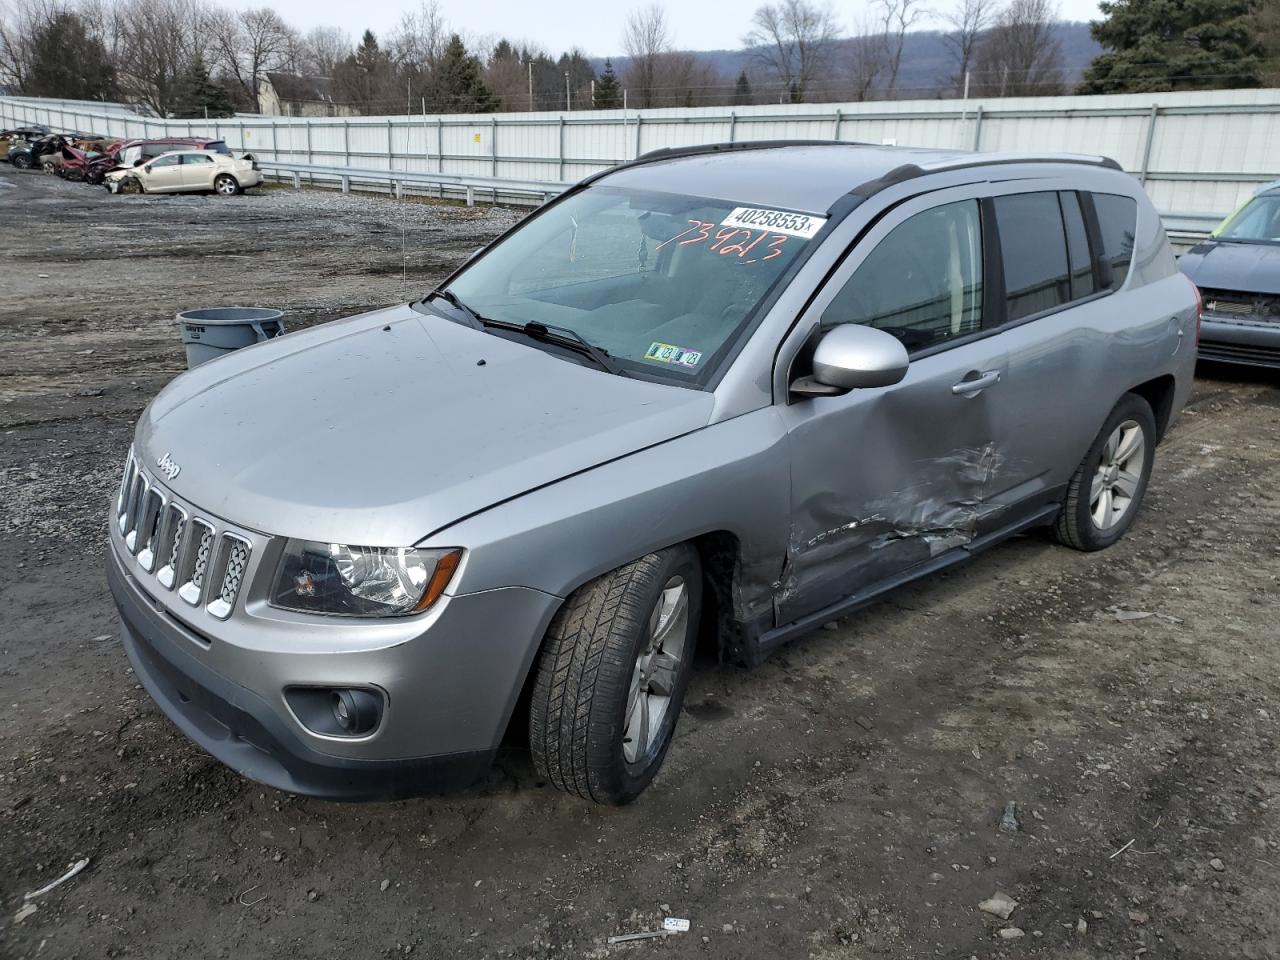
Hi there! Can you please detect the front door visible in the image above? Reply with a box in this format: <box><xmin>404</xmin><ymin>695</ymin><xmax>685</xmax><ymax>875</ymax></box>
<box><xmin>144</xmin><ymin>154</ymin><xmax>183</xmax><ymax>192</ymax></box>
<box><xmin>776</xmin><ymin>192</ymin><xmax>1010</xmax><ymax>625</ymax></box>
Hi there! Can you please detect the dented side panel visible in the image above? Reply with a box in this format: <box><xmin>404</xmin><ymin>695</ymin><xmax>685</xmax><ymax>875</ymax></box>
<box><xmin>775</xmin><ymin>338</ymin><xmax>1013</xmax><ymax>625</ymax></box>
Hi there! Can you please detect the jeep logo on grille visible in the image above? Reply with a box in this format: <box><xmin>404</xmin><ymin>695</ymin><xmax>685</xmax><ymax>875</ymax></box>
<box><xmin>156</xmin><ymin>452</ymin><xmax>181</xmax><ymax>481</ymax></box>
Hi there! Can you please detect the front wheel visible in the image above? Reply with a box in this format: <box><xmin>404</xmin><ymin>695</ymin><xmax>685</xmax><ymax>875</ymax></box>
<box><xmin>1054</xmin><ymin>393</ymin><xmax>1156</xmax><ymax>551</ymax></box>
<box><xmin>214</xmin><ymin>174</ymin><xmax>239</xmax><ymax>196</ymax></box>
<box><xmin>529</xmin><ymin>545</ymin><xmax>701</xmax><ymax>804</ymax></box>
<box><xmin>116</xmin><ymin>176</ymin><xmax>143</xmax><ymax>195</ymax></box>
<box><xmin>11</xmin><ymin>153</ymin><xmax>33</xmax><ymax>170</ymax></box>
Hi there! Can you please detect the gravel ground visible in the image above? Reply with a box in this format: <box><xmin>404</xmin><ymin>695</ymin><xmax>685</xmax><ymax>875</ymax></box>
<box><xmin>2</xmin><ymin>166</ymin><xmax>1280</xmax><ymax>960</ymax></box>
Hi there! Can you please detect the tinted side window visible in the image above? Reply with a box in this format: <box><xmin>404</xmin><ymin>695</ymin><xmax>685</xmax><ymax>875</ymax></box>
<box><xmin>1060</xmin><ymin>191</ymin><xmax>1097</xmax><ymax>300</ymax></box>
<box><xmin>182</xmin><ymin>154</ymin><xmax>213</xmax><ymax>164</ymax></box>
<box><xmin>152</xmin><ymin>155</ymin><xmax>179</xmax><ymax>167</ymax></box>
<box><xmin>994</xmin><ymin>192</ymin><xmax>1071</xmax><ymax>322</ymax></box>
<box><xmin>1093</xmin><ymin>193</ymin><xmax>1138</xmax><ymax>291</ymax></box>
<box><xmin>207</xmin><ymin>141</ymin><xmax>231</xmax><ymax>155</ymax></box>
<box><xmin>820</xmin><ymin>199</ymin><xmax>983</xmax><ymax>353</ymax></box>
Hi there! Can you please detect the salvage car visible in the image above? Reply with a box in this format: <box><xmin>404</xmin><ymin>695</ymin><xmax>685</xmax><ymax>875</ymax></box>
<box><xmin>105</xmin><ymin>149</ymin><xmax>262</xmax><ymax>195</ymax></box>
<box><xmin>1178</xmin><ymin>180</ymin><xmax>1280</xmax><ymax>367</ymax></box>
<box><xmin>109</xmin><ymin>137</ymin><xmax>232</xmax><ymax>169</ymax></box>
<box><xmin>0</xmin><ymin>124</ymin><xmax>48</xmax><ymax>159</ymax></box>
<box><xmin>7</xmin><ymin>132</ymin><xmax>66</xmax><ymax>170</ymax></box>
<box><xmin>107</xmin><ymin>142</ymin><xmax>1199</xmax><ymax>805</ymax></box>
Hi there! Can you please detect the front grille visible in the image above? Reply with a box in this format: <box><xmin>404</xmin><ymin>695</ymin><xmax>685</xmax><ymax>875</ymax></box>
<box><xmin>1200</xmin><ymin>288</ymin><xmax>1280</xmax><ymax>324</ymax></box>
<box><xmin>114</xmin><ymin>447</ymin><xmax>254</xmax><ymax>619</ymax></box>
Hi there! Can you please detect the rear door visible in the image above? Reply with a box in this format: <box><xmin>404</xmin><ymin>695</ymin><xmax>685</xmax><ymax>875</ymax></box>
<box><xmin>180</xmin><ymin>153</ymin><xmax>216</xmax><ymax>189</ymax></box>
<box><xmin>775</xmin><ymin>186</ymin><xmax>1010</xmax><ymax>625</ymax></box>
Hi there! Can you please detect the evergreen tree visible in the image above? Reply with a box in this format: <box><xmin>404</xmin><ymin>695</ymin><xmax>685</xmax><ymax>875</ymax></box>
<box><xmin>333</xmin><ymin>30</ymin><xmax>395</xmax><ymax>113</ymax></box>
<box><xmin>26</xmin><ymin>11</ymin><xmax>118</xmax><ymax>100</ymax></box>
<box><xmin>594</xmin><ymin>59</ymin><xmax>623</xmax><ymax>108</ymax></box>
<box><xmin>432</xmin><ymin>34</ymin><xmax>498</xmax><ymax>112</ymax></box>
<box><xmin>172</xmin><ymin>53</ymin><xmax>236</xmax><ymax>119</ymax></box>
<box><xmin>1079</xmin><ymin>0</ymin><xmax>1264</xmax><ymax>93</ymax></box>
<box><xmin>732</xmin><ymin>69</ymin><xmax>753</xmax><ymax>105</ymax></box>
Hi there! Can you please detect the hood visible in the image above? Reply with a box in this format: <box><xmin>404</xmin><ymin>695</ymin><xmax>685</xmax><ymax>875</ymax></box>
<box><xmin>135</xmin><ymin>305</ymin><xmax>714</xmax><ymax>546</ymax></box>
<box><xmin>1178</xmin><ymin>240</ymin><xmax>1280</xmax><ymax>295</ymax></box>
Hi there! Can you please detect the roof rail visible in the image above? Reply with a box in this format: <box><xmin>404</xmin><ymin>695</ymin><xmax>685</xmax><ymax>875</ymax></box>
<box><xmin>578</xmin><ymin>139</ymin><xmax>860</xmax><ymax>188</ymax></box>
<box><xmin>851</xmin><ymin>152</ymin><xmax>1124</xmax><ymax>197</ymax></box>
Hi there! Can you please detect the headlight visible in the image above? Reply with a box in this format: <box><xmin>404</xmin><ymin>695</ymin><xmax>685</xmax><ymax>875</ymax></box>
<box><xmin>271</xmin><ymin>540</ymin><xmax>462</xmax><ymax>617</ymax></box>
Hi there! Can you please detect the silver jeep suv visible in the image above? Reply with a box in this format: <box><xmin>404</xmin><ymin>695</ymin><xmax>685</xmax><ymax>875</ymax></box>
<box><xmin>107</xmin><ymin>142</ymin><xmax>1199</xmax><ymax>804</ymax></box>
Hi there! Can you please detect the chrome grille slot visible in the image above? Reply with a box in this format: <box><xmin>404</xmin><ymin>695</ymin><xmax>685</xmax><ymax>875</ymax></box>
<box><xmin>177</xmin><ymin>519</ymin><xmax>215</xmax><ymax>606</ymax></box>
<box><xmin>135</xmin><ymin>488</ymin><xmax>165</xmax><ymax>571</ymax></box>
<box><xmin>123</xmin><ymin>473</ymin><xmax>149</xmax><ymax>553</ymax></box>
<box><xmin>155</xmin><ymin>503</ymin><xmax>187</xmax><ymax>589</ymax></box>
<box><xmin>116</xmin><ymin>451</ymin><xmax>136</xmax><ymax>521</ymax></box>
<box><xmin>207</xmin><ymin>535</ymin><xmax>252</xmax><ymax>620</ymax></box>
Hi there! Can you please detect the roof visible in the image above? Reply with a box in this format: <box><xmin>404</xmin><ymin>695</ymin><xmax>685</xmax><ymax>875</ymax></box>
<box><xmin>599</xmin><ymin>141</ymin><xmax>1119</xmax><ymax>215</ymax></box>
<box><xmin>265</xmin><ymin>72</ymin><xmax>336</xmax><ymax>103</ymax></box>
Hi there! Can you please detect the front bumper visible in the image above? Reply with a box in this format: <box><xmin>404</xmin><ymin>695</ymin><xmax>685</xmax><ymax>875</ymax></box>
<box><xmin>1199</xmin><ymin>317</ymin><xmax>1280</xmax><ymax>368</ymax></box>
<box><xmin>108</xmin><ymin>542</ymin><xmax>560</xmax><ymax>800</ymax></box>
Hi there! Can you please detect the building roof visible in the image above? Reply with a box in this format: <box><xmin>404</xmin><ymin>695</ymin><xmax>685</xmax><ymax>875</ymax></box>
<box><xmin>264</xmin><ymin>72</ymin><xmax>337</xmax><ymax>104</ymax></box>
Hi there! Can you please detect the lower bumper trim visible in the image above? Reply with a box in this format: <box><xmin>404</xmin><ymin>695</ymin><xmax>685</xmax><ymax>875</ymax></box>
<box><xmin>108</xmin><ymin>549</ymin><xmax>494</xmax><ymax>801</ymax></box>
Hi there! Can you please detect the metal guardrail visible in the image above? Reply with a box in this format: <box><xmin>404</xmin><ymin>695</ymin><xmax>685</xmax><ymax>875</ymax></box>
<box><xmin>256</xmin><ymin>160</ymin><xmax>571</xmax><ymax>206</ymax></box>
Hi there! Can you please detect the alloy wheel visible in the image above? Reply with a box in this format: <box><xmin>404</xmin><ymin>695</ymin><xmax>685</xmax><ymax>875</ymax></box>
<box><xmin>623</xmin><ymin>575</ymin><xmax>690</xmax><ymax>764</ymax></box>
<box><xmin>1089</xmin><ymin>419</ymin><xmax>1145</xmax><ymax>530</ymax></box>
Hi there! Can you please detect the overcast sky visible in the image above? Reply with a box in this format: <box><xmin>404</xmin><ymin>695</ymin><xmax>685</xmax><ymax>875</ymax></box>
<box><xmin>224</xmin><ymin>0</ymin><xmax>1105</xmax><ymax>59</ymax></box>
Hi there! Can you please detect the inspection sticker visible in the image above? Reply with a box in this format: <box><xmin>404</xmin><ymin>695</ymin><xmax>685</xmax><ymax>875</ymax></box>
<box><xmin>720</xmin><ymin>206</ymin><xmax>827</xmax><ymax>239</ymax></box>
<box><xmin>645</xmin><ymin>342</ymin><xmax>703</xmax><ymax>368</ymax></box>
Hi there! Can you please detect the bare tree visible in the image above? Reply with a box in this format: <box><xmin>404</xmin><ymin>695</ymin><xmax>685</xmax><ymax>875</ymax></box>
<box><xmin>742</xmin><ymin>0</ymin><xmax>840</xmax><ymax>102</ymax></box>
<box><xmin>941</xmin><ymin>0</ymin><xmax>994</xmax><ymax>94</ymax></box>
<box><xmin>973</xmin><ymin>0</ymin><xmax>1063</xmax><ymax>96</ymax></box>
<box><xmin>206</xmin><ymin>6</ymin><xmax>295</xmax><ymax>106</ymax></box>
<box><xmin>875</xmin><ymin>0</ymin><xmax>926</xmax><ymax>94</ymax></box>
<box><xmin>0</xmin><ymin>0</ymin><xmax>60</xmax><ymax>90</ymax></box>
<box><xmin>299</xmin><ymin>26</ymin><xmax>352</xmax><ymax>77</ymax></box>
<box><xmin>846</xmin><ymin>11</ymin><xmax>886</xmax><ymax>101</ymax></box>
<box><xmin>112</xmin><ymin>0</ymin><xmax>206</xmax><ymax>114</ymax></box>
<box><xmin>389</xmin><ymin>1</ymin><xmax>449</xmax><ymax>79</ymax></box>
<box><xmin>622</xmin><ymin>4</ymin><xmax>672</xmax><ymax>108</ymax></box>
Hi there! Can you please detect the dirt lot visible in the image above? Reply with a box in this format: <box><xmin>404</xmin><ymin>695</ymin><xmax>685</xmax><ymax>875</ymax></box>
<box><xmin>2</xmin><ymin>167</ymin><xmax>1279</xmax><ymax>960</ymax></box>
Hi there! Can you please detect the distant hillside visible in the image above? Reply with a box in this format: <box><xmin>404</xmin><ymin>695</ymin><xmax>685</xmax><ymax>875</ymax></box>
<box><xmin>596</xmin><ymin>21</ymin><xmax>1100</xmax><ymax>102</ymax></box>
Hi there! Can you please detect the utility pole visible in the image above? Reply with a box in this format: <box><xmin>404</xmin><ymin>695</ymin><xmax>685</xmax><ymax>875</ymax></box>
<box><xmin>565</xmin><ymin>71</ymin><xmax>571</xmax><ymax>111</ymax></box>
<box><xmin>590</xmin><ymin>79</ymin><xmax>595</xmax><ymax>109</ymax></box>
<box><xmin>528</xmin><ymin>60</ymin><xmax>533</xmax><ymax>111</ymax></box>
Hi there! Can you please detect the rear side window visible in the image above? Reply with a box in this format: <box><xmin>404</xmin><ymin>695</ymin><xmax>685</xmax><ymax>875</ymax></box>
<box><xmin>993</xmin><ymin>192</ymin><xmax>1071</xmax><ymax>322</ymax></box>
<box><xmin>820</xmin><ymin>199</ymin><xmax>983</xmax><ymax>353</ymax></box>
<box><xmin>1060</xmin><ymin>191</ymin><xmax>1097</xmax><ymax>300</ymax></box>
<box><xmin>182</xmin><ymin>153</ymin><xmax>213</xmax><ymax>164</ymax></box>
<box><xmin>209</xmin><ymin>141</ymin><xmax>231</xmax><ymax>155</ymax></box>
<box><xmin>1093</xmin><ymin>193</ymin><xmax>1137</xmax><ymax>291</ymax></box>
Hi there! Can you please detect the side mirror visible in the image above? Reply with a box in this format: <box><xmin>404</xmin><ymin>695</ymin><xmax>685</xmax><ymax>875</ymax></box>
<box><xmin>144</xmin><ymin>164</ymin><xmax>153</xmax><ymax>174</ymax></box>
<box><xmin>792</xmin><ymin>324</ymin><xmax>909</xmax><ymax>397</ymax></box>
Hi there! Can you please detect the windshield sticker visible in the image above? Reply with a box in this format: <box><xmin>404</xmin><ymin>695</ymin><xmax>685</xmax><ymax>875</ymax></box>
<box><xmin>721</xmin><ymin>207</ymin><xmax>827</xmax><ymax>239</ymax></box>
<box><xmin>645</xmin><ymin>342</ymin><xmax>703</xmax><ymax>368</ymax></box>
<box><xmin>656</xmin><ymin>220</ymin><xmax>794</xmax><ymax>264</ymax></box>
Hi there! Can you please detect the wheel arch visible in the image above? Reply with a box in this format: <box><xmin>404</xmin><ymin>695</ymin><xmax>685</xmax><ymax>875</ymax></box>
<box><xmin>1127</xmin><ymin>374</ymin><xmax>1177</xmax><ymax>441</ymax></box>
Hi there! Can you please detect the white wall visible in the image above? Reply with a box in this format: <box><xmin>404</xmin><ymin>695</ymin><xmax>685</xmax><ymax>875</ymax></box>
<box><xmin>5</xmin><ymin>88</ymin><xmax>1280</xmax><ymax>216</ymax></box>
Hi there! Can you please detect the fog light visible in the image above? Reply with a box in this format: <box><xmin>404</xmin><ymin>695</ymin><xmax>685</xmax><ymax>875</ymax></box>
<box><xmin>331</xmin><ymin>688</ymin><xmax>380</xmax><ymax>735</ymax></box>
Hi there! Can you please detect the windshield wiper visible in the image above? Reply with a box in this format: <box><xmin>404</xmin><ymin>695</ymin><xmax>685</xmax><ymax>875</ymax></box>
<box><xmin>424</xmin><ymin>287</ymin><xmax>485</xmax><ymax>329</ymax></box>
<box><xmin>481</xmin><ymin>318</ymin><xmax>624</xmax><ymax>376</ymax></box>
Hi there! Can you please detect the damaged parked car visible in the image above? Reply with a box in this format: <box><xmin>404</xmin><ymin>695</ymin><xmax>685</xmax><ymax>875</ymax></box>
<box><xmin>1178</xmin><ymin>180</ymin><xmax>1280</xmax><ymax>368</ymax></box>
<box><xmin>104</xmin><ymin>149</ymin><xmax>262</xmax><ymax>196</ymax></box>
<box><xmin>108</xmin><ymin>142</ymin><xmax>1198</xmax><ymax>805</ymax></box>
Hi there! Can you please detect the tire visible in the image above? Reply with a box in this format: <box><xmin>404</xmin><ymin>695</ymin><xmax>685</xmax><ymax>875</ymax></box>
<box><xmin>214</xmin><ymin>174</ymin><xmax>240</xmax><ymax>196</ymax></box>
<box><xmin>529</xmin><ymin>545</ymin><xmax>702</xmax><ymax>805</ymax></box>
<box><xmin>1053</xmin><ymin>393</ymin><xmax>1156</xmax><ymax>551</ymax></box>
<box><xmin>12</xmin><ymin>153</ymin><xmax>33</xmax><ymax>170</ymax></box>
<box><xmin>117</xmin><ymin>177</ymin><xmax>143</xmax><ymax>195</ymax></box>
<box><xmin>40</xmin><ymin>159</ymin><xmax>56</xmax><ymax>174</ymax></box>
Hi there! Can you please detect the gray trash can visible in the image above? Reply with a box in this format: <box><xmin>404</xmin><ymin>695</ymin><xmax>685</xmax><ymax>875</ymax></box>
<box><xmin>177</xmin><ymin>307</ymin><xmax>285</xmax><ymax>369</ymax></box>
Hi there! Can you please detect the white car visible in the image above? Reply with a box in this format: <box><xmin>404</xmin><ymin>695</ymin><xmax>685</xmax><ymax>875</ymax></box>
<box><xmin>105</xmin><ymin>150</ymin><xmax>262</xmax><ymax>196</ymax></box>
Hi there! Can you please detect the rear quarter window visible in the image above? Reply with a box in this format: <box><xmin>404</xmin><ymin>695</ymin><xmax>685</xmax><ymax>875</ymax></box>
<box><xmin>207</xmin><ymin>141</ymin><xmax>231</xmax><ymax>155</ymax></box>
<box><xmin>1093</xmin><ymin>193</ymin><xmax>1138</xmax><ymax>291</ymax></box>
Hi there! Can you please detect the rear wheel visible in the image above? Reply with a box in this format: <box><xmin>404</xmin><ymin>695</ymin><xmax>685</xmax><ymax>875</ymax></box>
<box><xmin>529</xmin><ymin>545</ymin><xmax>701</xmax><ymax>804</ymax></box>
<box><xmin>40</xmin><ymin>158</ymin><xmax>56</xmax><ymax>174</ymax></box>
<box><xmin>1054</xmin><ymin>393</ymin><xmax>1156</xmax><ymax>551</ymax></box>
<box><xmin>214</xmin><ymin>174</ymin><xmax>239</xmax><ymax>196</ymax></box>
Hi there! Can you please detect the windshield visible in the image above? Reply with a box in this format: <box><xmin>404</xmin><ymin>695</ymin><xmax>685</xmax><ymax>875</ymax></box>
<box><xmin>1217</xmin><ymin>194</ymin><xmax>1280</xmax><ymax>243</ymax></box>
<box><xmin>444</xmin><ymin>185</ymin><xmax>828</xmax><ymax>383</ymax></box>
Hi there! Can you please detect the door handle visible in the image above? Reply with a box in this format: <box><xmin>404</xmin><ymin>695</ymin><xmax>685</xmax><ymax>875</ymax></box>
<box><xmin>951</xmin><ymin>370</ymin><xmax>1001</xmax><ymax>395</ymax></box>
